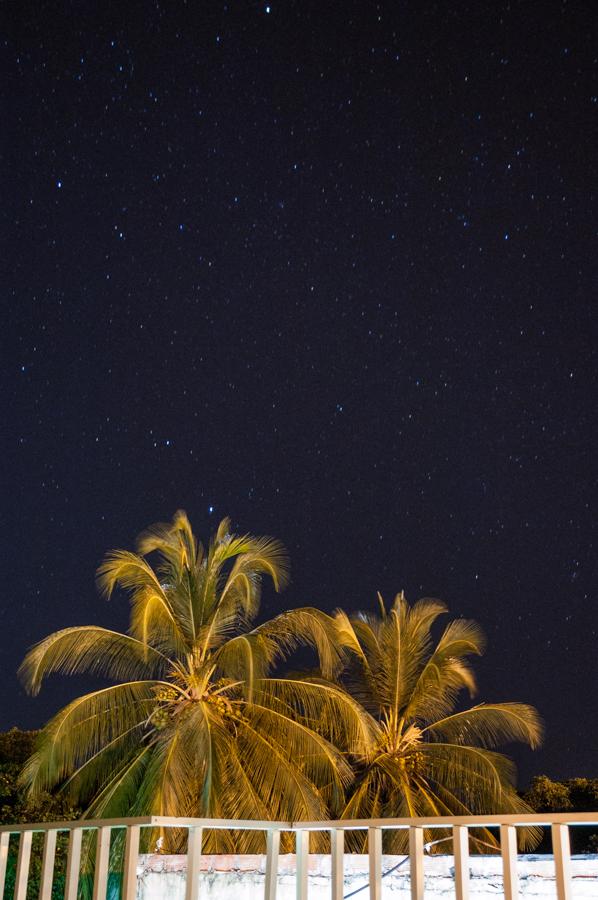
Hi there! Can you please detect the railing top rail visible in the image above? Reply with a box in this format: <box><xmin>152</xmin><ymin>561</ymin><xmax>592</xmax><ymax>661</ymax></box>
<box><xmin>0</xmin><ymin>816</ymin><xmax>156</xmax><ymax>835</ymax></box>
<box><xmin>150</xmin><ymin>816</ymin><xmax>291</xmax><ymax>831</ymax></box>
<box><xmin>1</xmin><ymin>811</ymin><xmax>597</xmax><ymax>835</ymax></box>
<box><xmin>293</xmin><ymin>812</ymin><xmax>598</xmax><ymax>830</ymax></box>
<box><xmin>0</xmin><ymin>816</ymin><xmax>292</xmax><ymax>835</ymax></box>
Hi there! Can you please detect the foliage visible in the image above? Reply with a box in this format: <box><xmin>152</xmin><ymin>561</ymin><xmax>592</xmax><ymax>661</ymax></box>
<box><xmin>523</xmin><ymin>774</ymin><xmax>598</xmax><ymax>816</ymax></box>
<box><xmin>0</xmin><ymin>728</ymin><xmax>37</xmax><ymax>765</ymax></box>
<box><xmin>331</xmin><ymin>592</ymin><xmax>543</xmax><ymax>852</ymax></box>
<box><xmin>0</xmin><ymin>729</ymin><xmax>78</xmax><ymax>825</ymax></box>
<box><xmin>523</xmin><ymin>774</ymin><xmax>572</xmax><ymax>812</ymax></box>
<box><xmin>0</xmin><ymin>730</ymin><xmax>78</xmax><ymax>900</ymax></box>
<box><xmin>567</xmin><ymin>777</ymin><xmax>598</xmax><ymax>812</ymax></box>
<box><xmin>523</xmin><ymin>775</ymin><xmax>598</xmax><ymax>852</ymax></box>
<box><xmin>0</xmin><ymin>731</ymin><xmax>36</xmax><ymax>826</ymax></box>
<box><xmin>18</xmin><ymin>512</ymin><xmax>371</xmax><ymax>852</ymax></box>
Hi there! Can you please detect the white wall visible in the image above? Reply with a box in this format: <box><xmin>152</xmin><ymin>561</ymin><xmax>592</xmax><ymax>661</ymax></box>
<box><xmin>137</xmin><ymin>853</ymin><xmax>598</xmax><ymax>899</ymax></box>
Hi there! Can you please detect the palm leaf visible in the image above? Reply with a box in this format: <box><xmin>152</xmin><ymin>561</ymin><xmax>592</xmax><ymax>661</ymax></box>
<box><xmin>255</xmin><ymin>608</ymin><xmax>344</xmax><ymax>679</ymax></box>
<box><xmin>84</xmin><ymin>743</ymin><xmax>155</xmax><ymax>818</ymax></box>
<box><xmin>19</xmin><ymin>627</ymin><xmax>170</xmax><ymax>694</ymax></box>
<box><xmin>423</xmin><ymin>703</ymin><xmax>543</xmax><ymax>749</ymax></box>
<box><xmin>253</xmin><ymin>676</ymin><xmax>376</xmax><ymax>759</ymax></box>
<box><xmin>402</xmin><ymin>618</ymin><xmax>484</xmax><ymax>722</ymax></box>
<box><xmin>233</xmin><ymin>716</ymin><xmax>327</xmax><ymax>822</ymax></box>
<box><xmin>19</xmin><ymin>681</ymin><xmax>163</xmax><ymax>793</ymax></box>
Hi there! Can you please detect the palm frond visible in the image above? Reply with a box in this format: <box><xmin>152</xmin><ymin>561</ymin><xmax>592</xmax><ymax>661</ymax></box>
<box><xmin>246</xmin><ymin>701</ymin><xmax>351</xmax><ymax>810</ymax></box>
<box><xmin>415</xmin><ymin>756</ymin><xmax>542</xmax><ymax>850</ymax></box>
<box><xmin>19</xmin><ymin>681</ymin><xmax>162</xmax><ymax>794</ymax></box>
<box><xmin>423</xmin><ymin>703</ymin><xmax>543</xmax><ymax>749</ymax></box>
<box><xmin>97</xmin><ymin>549</ymin><xmax>191</xmax><ymax>645</ymax></box>
<box><xmin>435</xmin><ymin>617</ymin><xmax>486</xmax><ymax>657</ymax></box>
<box><xmin>334</xmin><ymin>609</ymin><xmax>369</xmax><ymax>660</ymax></box>
<box><xmin>211</xmin><ymin>633</ymin><xmax>275</xmax><ymax>697</ymax></box>
<box><xmin>192</xmin><ymin>532</ymin><xmax>289</xmax><ymax>652</ymax></box>
<box><xmin>137</xmin><ymin>509</ymin><xmax>198</xmax><ymax>566</ymax></box>
<box><xmin>128</xmin><ymin>588</ymin><xmax>189</xmax><ymax>656</ymax></box>
<box><xmin>410</xmin><ymin>777</ymin><xmax>502</xmax><ymax>852</ymax></box>
<box><xmin>19</xmin><ymin>627</ymin><xmax>170</xmax><ymax>694</ymax></box>
<box><xmin>60</xmin><ymin>721</ymin><xmax>149</xmax><ymax>804</ymax></box>
<box><xmin>254</xmin><ymin>676</ymin><xmax>377</xmax><ymax>759</ymax></box>
<box><xmin>380</xmin><ymin>606</ymin><xmax>415</xmax><ymax>721</ymax></box>
<box><xmin>418</xmin><ymin>742</ymin><xmax>516</xmax><ymax>806</ymax></box>
<box><xmin>150</xmin><ymin>705</ymin><xmax>214</xmax><ymax>818</ymax></box>
<box><xmin>402</xmin><ymin>618</ymin><xmax>485</xmax><ymax>722</ymax></box>
<box><xmin>233</xmin><ymin>716</ymin><xmax>328</xmax><ymax>823</ymax></box>
<box><xmin>220</xmin><ymin>534</ymin><xmax>289</xmax><ymax>599</ymax></box>
<box><xmin>96</xmin><ymin>550</ymin><xmax>168</xmax><ymax>601</ymax></box>
<box><xmin>405</xmin><ymin>596</ymin><xmax>448</xmax><ymax>639</ymax></box>
<box><xmin>340</xmin><ymin>767</ymin><xmax>384</xmax><ymax>820</ymax></box>
<box><xmin>213</xmin><ymin>739</ymin><xmax>271</xmax><ymax>821</ymax></box>
<box><xmin>488</xmin><ymin>789</ymin><xmax>543</xmax><ymax>850</ymax></box>
<box><xmin>83</xmin><ymin>744</ymin><xmax>155</xmax><ymax>819</ymax></box>
<box><xmin>210</xmin><ymin>531</ymin><xmax>289</xmax><ymax>591</ymax></box>
<box><xmin>255</xmin><ymin>608</ymin><xmax>344</xmax><ymax>679</ymax></box>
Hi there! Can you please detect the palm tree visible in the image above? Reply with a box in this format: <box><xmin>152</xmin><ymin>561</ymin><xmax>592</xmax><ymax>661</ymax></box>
<box><xmin>19</xmin><ymin>512</ymin><xmax>371</xmax><ymax>851</ymax></box>
<box><xmin>333</xmin><ymin>592</ymin><xmax>543</xmax><ymax>851</ymax></box>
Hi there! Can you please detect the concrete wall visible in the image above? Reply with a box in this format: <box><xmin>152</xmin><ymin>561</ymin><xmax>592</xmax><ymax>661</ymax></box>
<box><xmin>136</xmin><ymin>853</ymin><xmax>598</xmax><ymax>899</ymax></box>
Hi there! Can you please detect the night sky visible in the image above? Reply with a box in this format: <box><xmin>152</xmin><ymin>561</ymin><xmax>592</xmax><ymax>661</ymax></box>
<box><xmin>4</xmin><ymin>2</ymin><xmax>596</xmax><ymax>786</ymax></box>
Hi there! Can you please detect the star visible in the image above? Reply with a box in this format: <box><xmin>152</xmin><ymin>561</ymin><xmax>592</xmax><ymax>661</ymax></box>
<box><xmin>3</xmin><ymin>0</ymin><xmax>595</xmax><ymax>784</ymax></box>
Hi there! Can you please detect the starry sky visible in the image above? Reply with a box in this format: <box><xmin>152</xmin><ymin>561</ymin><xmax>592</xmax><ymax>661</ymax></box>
<box><xmin>3</xmin><ymin>1</ymin><xmax>596</xmax><ymax>785</ymax></box>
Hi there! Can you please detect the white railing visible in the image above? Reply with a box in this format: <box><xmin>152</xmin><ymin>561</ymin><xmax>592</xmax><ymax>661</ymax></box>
<box><xmin>0</xmin><ymin>812</ymin><xmax>597</xmax><ymax>900</ymax></box>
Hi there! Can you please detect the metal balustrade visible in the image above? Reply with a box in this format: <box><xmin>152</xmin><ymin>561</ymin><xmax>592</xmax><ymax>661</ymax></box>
<box><xmin>0</xmin><ymin>812</ymin><xmax>597</xmax><ymax>900</ymax></box>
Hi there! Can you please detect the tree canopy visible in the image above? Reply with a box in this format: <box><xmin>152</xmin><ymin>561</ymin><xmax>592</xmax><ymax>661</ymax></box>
<box><xmin>332</xmin><ymin>593</ymin><xmax>542</xmax><ymax>850</ymax></box>
<box><xmin>18</xmin><ymin>512</ymin><xmax>368</xmax><ymax>850</ymax></box>
<box><xmin>16</xmin><ymin>512</ymin><xmax>549</xmax><ymax>852</ymax></box>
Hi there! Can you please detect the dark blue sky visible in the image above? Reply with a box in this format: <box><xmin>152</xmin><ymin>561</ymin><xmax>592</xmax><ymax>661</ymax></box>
<box><xmin>4</xmin><ymin>0</ymin><xmax>596</xmax><ymax>785</ymax></box>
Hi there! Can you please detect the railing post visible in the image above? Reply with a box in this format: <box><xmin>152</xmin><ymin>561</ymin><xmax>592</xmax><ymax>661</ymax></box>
<box><xmin>368</xmin><ymin>827</ymin><xmax>382</xmax><ymax>900</ymax></box>
<box><xmin>552</xmin><ymin>823</ymin><xmax>572</xmax><ymax>900</ymax></box>
<box><xmin>295</xmin><ymin>829</ymin><xmax>309</xmax><ymax>900</ymax></box>
<box><xmin>409</xmin><ymin>826</ymin><xmax>424</xmax><ymax>900</ymax></box>
<box><xmin>264</xmin><ymin>829</ymin><xmax>280</xmax><ymax>900</ymax></box>
<box><xmin>185</xmin><ymin>825</ymin><xmax>203</xmax><ymax>900</ymax></box>
<box><xmin>0</xmin><ymin>833</ymin><xmax>10</xmax><ymax>900</ymax></box>
<box><xmin>65</xmin><ymin>828</ymin><xmax>83</xmax><ymax>900</ymax></box>
<box><xmin>92</xmin><ymin>827</ymin><xmax>111</xmax><ymax>900</ymax></box>
<box><xmin>453</xmin><ymin>825</ymin><xmax>469</xmax><ymax>900</ymax></box>
<box><xmin>330</xmin><ymin>828</ymin><xmax>344</xmax><ymax>900</ymax></box>
<box><xmin>14</xmin><ymin>830</ymin><xmax>33</xmax><ymax>900</ymax></box>
<box><xmin>500</xmin><ymin>824</ymin><xmax>518</xmax><ymax>900</ymax></box>
<box><xmin>122</xmin><ymin>825</ymin><xmax>140</xmax><ymax>900</ymax></box>
<box><xmin>39</xmin><ymin>830</ymin><xmax>58</xmax><ymax>900</ymax></box>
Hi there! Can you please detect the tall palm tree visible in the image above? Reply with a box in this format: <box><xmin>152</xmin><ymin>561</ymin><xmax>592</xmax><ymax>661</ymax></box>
<box><xmin>333</xmin><ymin>592</ymin><xmax>543</xmax><ymax>851</ymax></box>
<box><xmin>19</xmin><ymin>512</ymin><xmax>370</xmax><ymax>850</ymax></box>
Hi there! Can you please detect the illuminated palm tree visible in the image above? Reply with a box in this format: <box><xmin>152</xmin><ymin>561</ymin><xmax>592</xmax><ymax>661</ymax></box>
<box><xmin>334</xmin><ymin>592</ymin><xmax>543</xmax><ymax>851</ymax></box>
<box><xmin>19</xmin><ymin>512</ymin><xmax>371</xmax><ymax>850</ymax></box>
